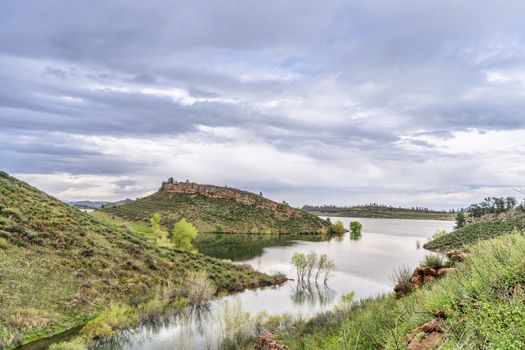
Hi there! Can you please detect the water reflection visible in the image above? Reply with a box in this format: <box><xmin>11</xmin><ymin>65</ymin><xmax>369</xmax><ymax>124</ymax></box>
<box><xmin>194</xmin><ymin>234</ymin><xmax>328</xmax><ymax>261</ymax></box>
<box><xmin>90</xmin><ymin>217</ymin><xmax>454</xmax><ymax>350</ymax></box>
<box><xmin>291</xmin><ymin>282</ymin><xmax>336</xmax><ymax>307</ymax></box>
<box><xmin>350</xmin><ymin>231</ymin><xmax>362</xmax><ymax>240</ymax></box>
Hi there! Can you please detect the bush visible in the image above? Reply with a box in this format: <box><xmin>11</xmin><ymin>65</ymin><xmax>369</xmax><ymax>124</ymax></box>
<box><xmin>349</xmin><ymin>221</ymin><xmax>362</xmax><ymax>235</ymax></box>
<box><xmin>172</xmin><ymin>219</ymin><xmax>198</xmax><ymax>251</ymax></box>
<box><xmin>331</xmin><ymin>220</ymin><xmax>346</xmax><ymax>235</ymax></box>
<box><xmin>185</xmin><ymin>271</ymin><xmax>216</xmax><ymax>306</ymax></box>
<box><xmin>421</xmin><ymin>254</ymin><xmax>445</xmax><ymax>269</ymax></box>
<box><xmin>392</xmin><ymin>266</ymin><xmax>413</xmax><ymax>296</ymax></box>
<box><xmin>215</xmin><ymin>223</ymin><xmax>224</xmax><ymax>233</ymax></box>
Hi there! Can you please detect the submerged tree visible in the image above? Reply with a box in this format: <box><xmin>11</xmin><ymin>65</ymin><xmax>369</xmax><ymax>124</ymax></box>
<box><xmin>291</xmin><ymin>252</ymin><xmax>308</xmax><ymax>282</ymax></box>
<box><xmin>322</xmin><ymin>258</ymin><xmax>336</xmax><ymax>284</ymax></box>
<box><xmin>292</xmin><ymin>252</ymin><xmax>335</xmax><ymax>285</ymax></box>
<box><xmin>172</xmin><ymin>218</ymin><xmax>198</xmax><ymax>251</ymax></box>
<box><xmin>349</xmin><ymin>221</ymin><xmax>362</xmax><ymax>235</ymax></box>
<box><xmin>331</xmin><ymin>220</ymin><xmax>346</xmax><ymax>234</ymax></box>
<box><xmin>305</xmin><ymin>251</ymin><xmax>318</xmax><ymax>281</ymax></box>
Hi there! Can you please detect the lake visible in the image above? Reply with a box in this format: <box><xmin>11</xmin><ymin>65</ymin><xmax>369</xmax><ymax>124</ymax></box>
<box><xmin>91</xmin><ymin>217</ymin><xmax>453</xmax><ymax>350</ymax></box>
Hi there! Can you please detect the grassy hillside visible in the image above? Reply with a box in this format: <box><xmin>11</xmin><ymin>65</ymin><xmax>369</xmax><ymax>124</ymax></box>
<box><xmin>303</xmin><ymin>205</ymin><xmax>455</xmax><ymax>221</ymax></box>
<box><xmin>275</xmin><ymin>233</ymin><xmax>525</xmax><ymax>349</ymax></box>
<box><xmin>103</xmin><ymin>184</ymin><xmax>330</xmax><ymax>234</ymax></box>
<box><xmin>0</xmin><ymin>172</ymin><xmax>278</xmax><ymax>349</ymax></box>
<box><xmin>424</xmin><ymin>212</ymin><xmax>525</xmax><ymax>250</ymax></box>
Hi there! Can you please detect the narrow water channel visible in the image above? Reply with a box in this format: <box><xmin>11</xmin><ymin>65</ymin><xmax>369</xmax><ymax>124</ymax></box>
<box><xmin>93</xmin><ymin>217</ymin><xmax>454</xmax><ymax>350</ymax></box>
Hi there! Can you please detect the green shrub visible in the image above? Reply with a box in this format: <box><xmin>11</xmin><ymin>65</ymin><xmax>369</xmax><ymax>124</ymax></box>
<box><xmin>215</xmin><ymin>223</ymin><xmax>224</xmax><ymax>233</ymax></box>
<box><xmin>0</xmin><ymin>237</ymin><xmax>9</xmax><ymax>249</ymax></box>
<box><xmin>421</xmin><ymin>254</ymin><xmax>445</xmax><ymax>269</ymax></box>
<box><xmin>331</xmin><ymin>220</ymin><xmax>346</xmax><ymax>235</ymax></box>
<box><xmin>392</xmin><ymin>266</ymin><xmax>413</xmax><ymax>296</ymax></box>
<box><xmin>349</xmin><ymin>221</ymin><xmax>362</xmax><ymax>235</ymax></box>
<box><xmin>172</xmin><ymin>219</ymin><xmax>198</xmax><ymax>251</ymax></box>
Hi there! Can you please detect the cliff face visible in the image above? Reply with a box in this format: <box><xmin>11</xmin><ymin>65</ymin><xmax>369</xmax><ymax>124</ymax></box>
<box><xmin>160</xmin><ymin>181</ymin><xmax>297</xmax><ymax>218</ymax></box>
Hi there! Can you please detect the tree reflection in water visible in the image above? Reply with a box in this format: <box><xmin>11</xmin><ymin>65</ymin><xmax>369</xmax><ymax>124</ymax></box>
<box><xmin>291</xmin><ymin>281</ymin><xmax>336</xmax><ymax>307</ymax></box>
<box><xmin>96</xmin><ymin>305</ymin><xmax>214</xmax><ymax>350</ymax></box>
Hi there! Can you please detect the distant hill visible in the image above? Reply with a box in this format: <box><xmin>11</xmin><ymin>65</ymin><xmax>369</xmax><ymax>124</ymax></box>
<box><xmin>0</xmin><ymin>172</ymin><xmax>275</xmax><ymax>348</ymax></box>
<box><xmin>303</xmin><ymin>204</ymin><xmax>455</xmax><ymax>221</ymax></box>
<box><xmin>68</xmin><ymin>199</ymin><xmax>134</xmax><ymax>209</ymax></box>
<box><xmin>68</xmin><ymin>200</ymin><xmax>111</xmax><ymax>209</ymax></box>
<box><xmin>103</xmin><ymin>179</ymin><xmax>330</xmax><ymax>234</ymax></box>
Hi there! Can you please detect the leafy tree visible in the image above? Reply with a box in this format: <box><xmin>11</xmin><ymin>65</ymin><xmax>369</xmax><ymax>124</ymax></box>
<box><xmin>305</xmin><ymin>251</ymin><xmax>318</xmax><ymax>281</ymax></box>
<box><xmin>455</xmin><ymin>212</ymin><xmax>466</xmax><ymax>229</ymax></box>
<box><xmin>349</xmin><ymin>221</ymin><xmax>362</xmax><ymax>235</ymax></box>
<box><xmin>172</xmin><ymin>218</ymin><xmax>198</xmax><ymax>251</ymax></box>
<box><xmin>505</xmin><ymin>197</ymin><xmax>518</xmax><ymax>210</ymax></box>
<box><xmin>331</xmin><ymin>220</ymin><xmax>346</xmax><ymax>234</ymax></box>
<box><xmin>322</xmin><ymin>258</ymin><xmax>336</xmax><ymax>284</ymax></box>
<box><xmin>215</xmin><ymin>223</ymin><xmax>224</xmax><ymax>233</ymax></box>
<box><xmin>291</xmin><ymin>252</ymin><xmax>307</xmax><ymax>282</ymax></box>
<box><xmin>150</xmin><ymin>213</ymin><xmax>161</xmax><ymax>233</ymax></box>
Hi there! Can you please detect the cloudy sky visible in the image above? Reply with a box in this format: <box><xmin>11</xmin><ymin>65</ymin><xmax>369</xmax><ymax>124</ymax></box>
<box><xmin>1</xmin><ymin>1</ymin><xmax>525</xmax><ymax>208</ymax></box>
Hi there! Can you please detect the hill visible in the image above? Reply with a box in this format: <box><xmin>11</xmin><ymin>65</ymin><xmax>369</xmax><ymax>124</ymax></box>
<box><xmin>0</xmin><ymin>172</ymin><xmax>279</xmax><ymax>349</ymax></box>
<box><xmin>67</xmin><ymin>200</ymin><xmax>111</xmax><ymax>209</ymax></box>
<box><xmin>424</xmin><ymin>211</ymin><xmax>525</xmax><ymax>250</ymax></box>
<box><xmin>303</xmin><ymin>204</ymin><xmax>455</xmax><ymax>220</ymax></box>
<box><xmin>103</xmin><ymin>179</ymin><xmax>330</xmax><ymax>234</ymax></box>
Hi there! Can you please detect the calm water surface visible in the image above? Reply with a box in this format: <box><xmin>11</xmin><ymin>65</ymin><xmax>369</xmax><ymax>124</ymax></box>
<box><xmin>95</xmin><ymin>217</ymin><xmax>453</xmax><ymax>350</ymax></box>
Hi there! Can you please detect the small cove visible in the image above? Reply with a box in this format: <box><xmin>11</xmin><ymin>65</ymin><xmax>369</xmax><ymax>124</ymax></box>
<box><xmin>92</xmin><ymin>217</ymin><xmax>454</xmax><ymax>350</ymax></box>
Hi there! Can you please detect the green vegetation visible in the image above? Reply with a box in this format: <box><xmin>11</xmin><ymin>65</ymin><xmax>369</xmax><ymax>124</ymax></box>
<box><xmin>274</xmin><ymin>233</ymin><xmax>525</xmax><ymax>349</ymax></box>
<box><xmin>291</xmin><ymin>252</ymin><xmax>335</xmax><ymax>284</ymax></box>
<box><xmin>330</xmin><ymin>220</ymin><xmax>346</xmax><ymax>234</ymax></box>
<box><xmin>0</xmin><ymin>171</ymin><xmax>280</xmax><ymax>349</ymax></box>
<box><xmin>103</xmin><ymin>185</ymin><xmax>330</xmax><ymax>234</ymax></box>
<box><xmin>424</xmin><ymin>212</ymin><xmax>525</xmax><ymax>250</ymax></box>
<box><xmin>303</xmin><ymin>204</ymin><xmax>455</xmax><ymax>220</ymax></box>
<box><xmin>349</xmin><ymin>221</ymin><xmax>362</xmax><ymax>237</ymax></box>
<box><xmin>466</xmin><ymin>196</ymin><xmax>524</xmax><ymax>218</ymax></box>
<box><xmin>454</xmin><ymin>211</ymin><xmax>466</xmax><ymax>228</ymax></box>
<box><xmin>149</xmin><ymin>212</ymin><xmax>161</xmax><ymax>234</ymax></box>
<box><xmin>171</xmin><ymin>218</ymin><xmax>198</xmax><ymax>251</ymax></box>
<box><xmin>420</xmin><ymin>254</ymin><xmax>445</xmax><ymax>269</ymax></box>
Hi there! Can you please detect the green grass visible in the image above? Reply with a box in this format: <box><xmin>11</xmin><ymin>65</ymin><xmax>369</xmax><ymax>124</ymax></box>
<box><xmin>0</xmin><ymin>171</ymin><xmax>279</xmax><ymax>349</ymax></box>
<box><xmin>424</xmin><ymin>212</ymin><xmax>525</xmax><ymax>250</ymax></box>
<box><xmin>102</xmin><ymin>189</ymin><xmax>330</xmax><ymax>234</ymax></box>
<box><xmin>277</xmin><ymin>233</ymin><xmax>525</xmax><ymax>349</ymax></box>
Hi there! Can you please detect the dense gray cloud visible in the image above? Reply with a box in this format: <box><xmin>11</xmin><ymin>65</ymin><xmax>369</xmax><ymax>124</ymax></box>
<box><xmin>1</xmin><ymin>0</ymin><xmax>524</xmax><ymax>207</ymax></box>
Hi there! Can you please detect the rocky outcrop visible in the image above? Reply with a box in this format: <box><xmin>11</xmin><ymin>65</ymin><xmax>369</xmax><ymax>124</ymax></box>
<box><xmin>395</xmin><ymin>266</ymin><xmax>456</xmax><ymax>298</ymax></box>
<box><xmin>160</xmin><ymin>179</ymin><xmax>297</xmax><ymax>218</ymax></box>
<box><xmin>253</xmin><ymin>333</ymin><xmax>289</xmax><ymax>350</ymax></box>
<box><xmin>406</xmin><ymin>312</ymin><xmax>446</xmax><ymax>350</ymax></box>
<box><xmin>446</xmin><ymin>249</ymin><xmax>468</xmax><ymax>262</ymax></box>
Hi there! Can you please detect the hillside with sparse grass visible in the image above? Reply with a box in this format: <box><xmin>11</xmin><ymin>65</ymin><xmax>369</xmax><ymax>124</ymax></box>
<box><xmin>0</xmin><ymin>172</ymin><xmax>281</xmax><ymax>349</ymax></box>
<box><xmin>103</xmin><ymin>180</ymin><xmax>330</xmax><ymax>234</ymax></box>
